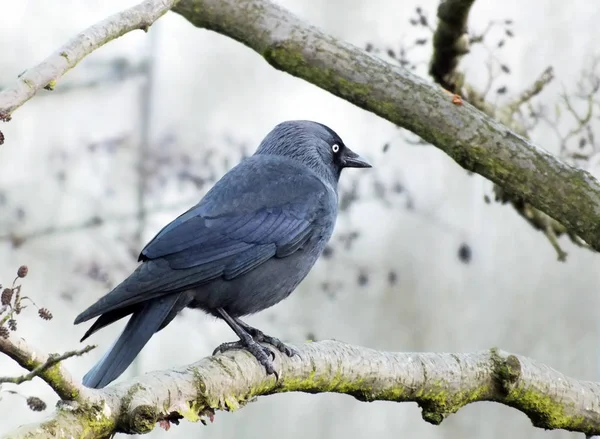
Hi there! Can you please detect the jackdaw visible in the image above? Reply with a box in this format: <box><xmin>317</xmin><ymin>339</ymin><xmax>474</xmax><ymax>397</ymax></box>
<box><xmin>75</xmin><ymin>120</ymin><xmax>371</xmax><ymax>388</ymax></box>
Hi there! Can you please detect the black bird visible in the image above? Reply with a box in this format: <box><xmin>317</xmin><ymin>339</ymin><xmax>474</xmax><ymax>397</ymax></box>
<box><xmin>75</xmin><ymin>120</ymin><xmax>371</xmax><ymax>388</ymax></box>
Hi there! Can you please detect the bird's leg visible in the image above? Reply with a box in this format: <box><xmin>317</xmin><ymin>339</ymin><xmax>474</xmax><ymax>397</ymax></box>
<box><xmin>213</xmin><ymin>308</ymin><xmax>277</xmax><ymax>376</ymax></box>
<box><xmin>234</xmin><ymin>318</ymin><xmax>299</xmax><ymax>357</ymax></box>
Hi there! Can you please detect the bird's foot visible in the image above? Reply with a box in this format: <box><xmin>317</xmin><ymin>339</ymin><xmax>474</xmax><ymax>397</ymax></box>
<box><xmin>213</xmin><ymin>339</ymin><xmax>277</xmax><ymax>375</ymax></box>
<box><xmin>243</xmin><ymin>328</ymin><xmax>299</xmax><ymax>358</ymax></box>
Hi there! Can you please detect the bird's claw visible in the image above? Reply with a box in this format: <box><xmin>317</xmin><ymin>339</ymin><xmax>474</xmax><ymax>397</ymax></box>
<box><xmin>212</xmin><ymin>324</ymin><xmax>297</xmax><ymax>379</ymax></box>
<box><xmin>246</xmin><ymin>340</ymin><xmax>277</xmax><ymax>376</ymax></box>
<box><xmin>244</xmin><ymin>329</ymin><xmax>299</xmax><ymax>358</ymax></box>
<box><xmin>213</xmin><ymin>340</ymin><xmax>276</xmax><ymax>372</ymax></box>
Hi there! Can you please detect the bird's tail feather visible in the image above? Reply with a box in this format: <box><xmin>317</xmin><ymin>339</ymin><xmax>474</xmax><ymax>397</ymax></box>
<box><xmin>82</xmin><ymin>294</ymin><xmax>181</xmax><ymax>389</ymax></box>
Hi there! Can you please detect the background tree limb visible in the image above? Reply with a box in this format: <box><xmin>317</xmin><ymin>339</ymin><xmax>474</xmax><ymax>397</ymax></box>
<box><xmin>429</xmin><ymin>0</ymin><xmax>475</xmax><ymax>90</ymax></box>
<box><xmin>425</xmin><ymin>0</ymin><xmax>588</xmax><ymax>260</ymax></box>
<box><xmin>0</xmin><ymin>0</ymin><xmax>179</xmax><ymax>122</ymax></box>
<box><xmin>4</xmin><ymin>340</ymin><xmax>600</xmax><ymax>438</ymax></box>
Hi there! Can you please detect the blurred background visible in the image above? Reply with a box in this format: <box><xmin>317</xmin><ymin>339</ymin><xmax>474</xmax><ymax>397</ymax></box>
<box><xmin>1</xmin><ymin>0</ymin><xmax>600</xmax><ymax>438</ymax></box>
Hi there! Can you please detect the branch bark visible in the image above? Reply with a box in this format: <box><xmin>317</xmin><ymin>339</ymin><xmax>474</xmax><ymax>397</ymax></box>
<box><xmin>4</xmin><ymin>341</ymin><xmax>600</xmax><ymax>438</ymax></box>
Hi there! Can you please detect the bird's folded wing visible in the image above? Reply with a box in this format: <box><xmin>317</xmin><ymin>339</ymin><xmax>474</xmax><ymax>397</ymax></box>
<box><xmin>75</xmin><ymin>163</ymin><xmax>328</xmax><ymax>323</ymax></box>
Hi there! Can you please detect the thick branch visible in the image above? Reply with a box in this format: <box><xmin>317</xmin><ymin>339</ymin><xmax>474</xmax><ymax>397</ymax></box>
<box><xmin>429</xmin><ymin>0</ymin><xmax>476</xmax><ymax>91</ymax></box>
<box><xmin>427</xmin><ymin>0</ymin><xmax>582</xmax><ymax>260</ymax></box>
<box><xmin>4</xmin><ymin>341</ymin><xmax>600</xmax><ymax>438</ymax></box>
<box><xmin>0</xmin><ymin>0</ymin><xmax>179</xmax><ymax>117</ymax></box>
<box><xmin>0</xmin><ymin>333</ymin><xmax>92</xmax><ymax>401</ymax></box>
<box><xmin>169</xmin><ymin>0</ymin><xmax>600</xmax><ymax>251</ymax></box>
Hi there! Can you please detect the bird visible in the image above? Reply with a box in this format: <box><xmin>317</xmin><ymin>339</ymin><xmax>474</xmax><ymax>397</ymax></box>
<box><xmin>74</xmin><ymin>120</ymin><xmax>371</xmax><ymax>388</ymax></box>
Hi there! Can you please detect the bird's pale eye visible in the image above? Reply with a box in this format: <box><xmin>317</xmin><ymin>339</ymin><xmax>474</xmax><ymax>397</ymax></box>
<box><xmin>331</xmin><ymin>144</ymin><xmax>340</xmax><ymax>153</ymax></box>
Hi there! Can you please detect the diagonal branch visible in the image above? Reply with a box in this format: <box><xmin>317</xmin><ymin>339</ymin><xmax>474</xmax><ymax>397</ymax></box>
<box><xmin>4</xmin><ymin>341</ymin><xmax>600</xmax><ymax>438</ymax></box>
<box><xmin>427</xmin><ymin>1</ymin><xmax>583</xmax><ymax>260</ymax></box>
<box><xmin>0</xmin><ymin>0</ymin><xmax>179</xmax><ymax>119</ymax></box>
<box><xmin>170</xmin><ymin>0</ymin><xmax>600</xmax><ymax>252</ymax></box>
<box><xmin>506</xmin><ymin>66</ymin><xmax>555</xmax><ymax>115</ymax></box>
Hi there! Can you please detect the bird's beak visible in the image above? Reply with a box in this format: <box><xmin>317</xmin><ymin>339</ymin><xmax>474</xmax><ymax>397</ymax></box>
<box><xmin>343</xmin><ymin>149</ymin><xmax>372</xmax><ymax>168</ymax></box>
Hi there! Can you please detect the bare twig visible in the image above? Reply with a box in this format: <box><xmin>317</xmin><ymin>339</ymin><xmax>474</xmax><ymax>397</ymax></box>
<box><xmin>506</xmin><ymin>66</ymin><xmax>554</xmax><ymax>115</ymax></box>
<box><xmin>0</xmin><ymin>345</ymin><xmax>95</xmax><ymax>386</ymax></box>
<box><xmin>0</xmin><ymin>199</ymin><xmax>196</xmax><ymax>246</ymax></box>
<box><xmin>0</xmin><ymin>333</ymin><xmax>93</xmax><ymax>401</ymax></box>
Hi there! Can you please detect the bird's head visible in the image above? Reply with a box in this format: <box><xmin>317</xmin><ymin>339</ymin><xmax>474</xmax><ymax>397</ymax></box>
<box><xmin>255</xmin><ymin>120</ymin><xmax>371</xmax><ymax>185</ymax></box>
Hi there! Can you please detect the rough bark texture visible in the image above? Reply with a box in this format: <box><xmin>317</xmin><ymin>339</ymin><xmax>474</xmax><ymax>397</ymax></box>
<box><xmin>5</xmin><ymin>341</ymin><xmax>600</xmax><ymax>438</ymax></box>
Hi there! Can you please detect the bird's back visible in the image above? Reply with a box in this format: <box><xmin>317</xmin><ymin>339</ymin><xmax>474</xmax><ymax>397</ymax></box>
<box><xmin>167</xmin><ymin>154</ymin><xmax>339</xmax><ymax>317</ymax></box>
<box><xmin>76</xmin><ymin>154</ymin><xmax>338</xmax><ymax>323</ymax></box>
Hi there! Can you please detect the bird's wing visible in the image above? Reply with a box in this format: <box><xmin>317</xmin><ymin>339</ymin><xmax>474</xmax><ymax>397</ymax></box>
<box><xmin>75</xmin><ymin>158</ymin><xmax>332</xmax><ymax>323</ymax></box>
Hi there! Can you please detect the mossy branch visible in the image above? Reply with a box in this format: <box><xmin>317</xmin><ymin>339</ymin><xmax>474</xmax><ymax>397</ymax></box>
<box><xmin>426</xmin><ymin>1</ymin><xmax>583</xmax><ymax>260</ymax></box>
<box><xmin>4</xmin><ymin>341</ymin><xmax>600</xmax><ymax>438</ymax></box>
<box><xmin>0</xmin><ymin>342</ymin><xmax>95</xmax><ymax>387</ymax></box>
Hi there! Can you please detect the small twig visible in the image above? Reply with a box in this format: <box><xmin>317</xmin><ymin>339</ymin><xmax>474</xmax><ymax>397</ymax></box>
<box><xmin>0</xmin><ymin>333</ymin><xmax>93</xmax><ymax>400</ymax></box>
<box><xmin>560</xmin><ymin>88</ymin><xmax>595</xmax><ymax>156</ymax></box>
<box><xmin>0</xmin><ymin>198</ymin><xmax>196</xmax><ymax>246</ymax></box>
<box><xmin>506</xmin><ymin>66</ymin><xmax>554</xmax><ymax>115</ymax></box>
<box><xmin>0</xmin><ymin>345</ymin><xmax>95</xmax><ymax>386</ymax></box>
<box><xmin>469</xmin><ymin>19</ymin><xmax>509</xmax><ymax>44</ymax></box>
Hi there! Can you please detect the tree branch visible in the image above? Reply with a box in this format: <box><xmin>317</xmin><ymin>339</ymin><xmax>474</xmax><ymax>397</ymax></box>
<box><xmin>0</xmin><ymin>333</ymin><xmax>94</xmax><ymax>401</ymax></box>
<box><xmin>426</xmin><ymin>1</ymin><xmax>584</xmax><ymax>260</ymax></box>
<box><xmin>4</xmin><ymin>341</ymin><xmax>600</xmax><ymax>438</ymax></box>
<box><xmin>167</xmin><ymin>0</ymin><xmax>600</xmax><ymax>252</ymax></box>
<box><xmin>429</xmin><ymin>0</ymin><xmax>476</xmax><ymax>91</ymax></box>
<box><xmin>0</xmin><ymin>0</ymin><xmax>179</xmax><ymax>119</ymax></box>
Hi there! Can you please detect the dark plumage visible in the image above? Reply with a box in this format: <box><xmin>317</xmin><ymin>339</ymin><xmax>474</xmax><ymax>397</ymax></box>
<box><xmin>75</xmin><ymin>120</ymin><xmax>371</xmax><ymax>388</ymax></box>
